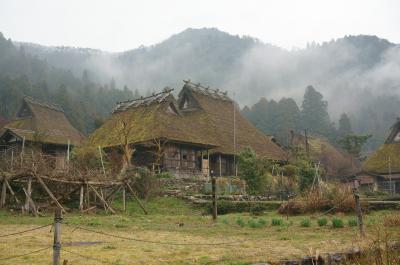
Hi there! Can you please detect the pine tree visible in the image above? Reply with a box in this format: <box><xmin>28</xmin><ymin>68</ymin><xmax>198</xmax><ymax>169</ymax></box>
<box><xmin>338</xmin><ymin>113</ymin><xmax>353</xmax><ymax>137</ymax></box>
<box><xmin>300</xmin><ymin>85</ymin><xmax>332</xmax><ymax>136</ymax></box>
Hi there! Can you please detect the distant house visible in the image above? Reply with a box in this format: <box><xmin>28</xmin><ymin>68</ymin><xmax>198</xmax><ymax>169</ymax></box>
<box><xmin>360</xmin><ymin>119</ymin><xmax>400</xmax><ymax>194</ymax></box>
<box><xmin>0</xmin><ymin>97</ymin><xmax>85</xmax><ymax>168</ymax></box>
<box><xmin>89</xmin><ymin>81</ymin><xmax>286</xmax><ymax>178</ymax></box>
<box><xmin>289</xmin><ymin>131</ymin><xmax>358</xmax><ymax>178</ymax></box>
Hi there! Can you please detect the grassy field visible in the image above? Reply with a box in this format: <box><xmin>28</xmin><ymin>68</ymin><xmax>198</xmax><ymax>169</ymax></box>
<box><xmin>0</xmin><ymin>197</ymin><xmax>399</xmax><ymax>265</ymax></box>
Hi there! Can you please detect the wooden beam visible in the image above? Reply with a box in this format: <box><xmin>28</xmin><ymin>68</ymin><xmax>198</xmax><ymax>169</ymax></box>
<box><xmin>125</xmin><ymin>182</ymin><xmax>148</xmax><ymax>215</ymax></box>
<box><xmin>89</xmin><ymin>185</ymin><xmax>116</xmax><ymax>214</ymax></box>
<box><xmin>22</xmin><ymin>187</ymin><xmax>38</xmax><ymax>217</ymax></box>
<box><xmin>5</xmin><ymin>179</ymin><xmax>21</xmax><ymax>205</ymax></box>
<box><xmin>35</xmin><ymin>175</ymin><xmax>66</xmax><ymax>213</ymax></box>
<box><xmin>79</xmin><ymin>185</ymin><xmax>84</xmax><ymax>212</ymax></box>
<box><xmin>0</xmin><ymin>179</ymin><xmax>7</xmax><ymax>208</ymax></box>
<box><xmin>25</xmin><ymin>177</ymin><xmax>32</xmax><ymax>211</ymax></box>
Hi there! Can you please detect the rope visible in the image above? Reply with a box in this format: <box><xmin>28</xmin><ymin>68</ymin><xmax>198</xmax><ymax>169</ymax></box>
<box><xmin>67</xmin><ymin>225</ymin><xmax>244</xmax><ymax>246</ymax></box>
<box><xmin>62</xmin><ymin>248</ymin><xmax>109</xmax><ymax>264</ymax></box>
<box><xmin>0</xmin><ymin>223</ymin><xmax>52</xmax><ymax>238</ymax></box>
<box><xmin>0</xmin><ymin>246</ymin><xmax>51</xmax><ymax>261</ymax></box>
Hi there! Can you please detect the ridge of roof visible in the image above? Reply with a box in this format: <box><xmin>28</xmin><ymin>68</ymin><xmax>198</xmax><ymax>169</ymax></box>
<box><xmin>183</xmin><ymin>80</ymin><xmax>231</xmax><ymax>102</ymax></box>
<box><xmin>24</xmin><ymin>96</ymin><xmax>64</xmax><ymax>112</ymax></box>
<box><xmin>112</xmin><ymin>87</ymin><xmax>174</xmax><ymax>114</ymax></box>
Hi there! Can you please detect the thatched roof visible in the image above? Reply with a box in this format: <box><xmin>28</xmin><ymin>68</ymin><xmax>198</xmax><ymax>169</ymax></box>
<box><xmin>89</xmin><ymin>82</ymin><xmax>286</xmax><ymax>161</ymax></box>
<box><xmin>291</xmin><ymin>133</ymin><xmax>357</xmax><ymax>177</ymax></box>
<box><xmin>88</xmin><ymin>89</ymin><xmax>218</xmax><ymax>149</ymax></box>
<box><xmin>363</xmin><ymin>119</ymin><xmax>400</xmax><ymax>174</ymax></box>
<box><xmin>178</xmin><ymin>81</ymin><xmax>286</xmax><ymax>160</ymax></box>
<box><xmin>0</xmin><ymin>97</ymin><xmax>85</xmax><ymax>146</ymax></box>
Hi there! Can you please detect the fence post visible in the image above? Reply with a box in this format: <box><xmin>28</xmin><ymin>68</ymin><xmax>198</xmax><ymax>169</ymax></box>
<box><xmin>353</xmin><ymin>188</ymin><xmax>365</xmax><ymax>237</ymax></box>
<box><xmin>122</xmin><ymin>186</ymin><xmax>126</xmax><ymax>212</ymax></box>
<box><xmin>211</xmin><ymin>177</ymin><xmax>217</xmax><ymax>221</ymax></box>
<box><xmin>53</xmin><ymin>207</ymin><xmax>62</xmax><ymax>265</ymax></box>
<box><xmin>79</xmin><ymin>185</ymin><xmax>84</xmax><ymax>212</ymax></box>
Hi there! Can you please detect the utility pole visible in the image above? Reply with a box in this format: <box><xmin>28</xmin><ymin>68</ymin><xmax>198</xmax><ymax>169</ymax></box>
<box><xmin>53</xmin><ymin>207</ymin><xmax>62</xmax><ymax>265</ymax></box>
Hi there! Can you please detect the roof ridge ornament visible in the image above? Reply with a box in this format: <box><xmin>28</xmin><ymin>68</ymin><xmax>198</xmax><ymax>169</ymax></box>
<box><xmin>113</xmin><ymin>88</ymin><xmax>174</xmax><ymax>113</ymax></box>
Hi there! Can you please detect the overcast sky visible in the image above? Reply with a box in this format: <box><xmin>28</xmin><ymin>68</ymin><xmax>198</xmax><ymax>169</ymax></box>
<box><xmin>1</xmin><ymin>0</ymin><xmax>399</xmax><ymax>52</ymax></box>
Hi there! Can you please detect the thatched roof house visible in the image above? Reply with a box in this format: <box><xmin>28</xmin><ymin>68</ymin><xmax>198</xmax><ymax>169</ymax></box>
<box><xmin>290</xmin><ymin>132</ymin><xmax>358</xmax><ymax>177</ymax></box>
<box><xmin>178</xmin><ymin>81</ymin><xmax>286</xmax><ymax>159</ymax></box>
<box><xmin>0</xmin><ymin>97</ymin><xmax>85</xmax><ymax>168</ymax></box>
<box><xmin>89</xmin><ymin>81</ymin><xmax>286</xmax><ymax>177</ymax></box>
<box><xmin>360</xmin><ymin>119</ymin><xmax>400</xmax><ymax>194</ymax></box>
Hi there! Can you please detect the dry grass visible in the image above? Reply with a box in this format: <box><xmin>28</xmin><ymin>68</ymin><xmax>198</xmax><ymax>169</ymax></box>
<box><xmin>384</xmin><ymin>212</ymin><xmax>400</xmax><ymax>227</ymax></box>
<box><xmin>0</xmin><ymin>198</ymin><xmax>399</xmax><ymax>265</ymax></box>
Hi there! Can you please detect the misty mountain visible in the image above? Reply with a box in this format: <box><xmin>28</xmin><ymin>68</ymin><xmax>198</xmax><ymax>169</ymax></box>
<box><xmin>4</xmin><ymin>28</ymin><xmax>400</xmax><ymax>149</ymax></box>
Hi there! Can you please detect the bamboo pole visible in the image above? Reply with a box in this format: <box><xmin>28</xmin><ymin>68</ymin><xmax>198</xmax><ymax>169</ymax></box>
<box><xmin>98</xmin><ymin>146</ymin><xmax>106</xmax><ymax>178</ymax></box>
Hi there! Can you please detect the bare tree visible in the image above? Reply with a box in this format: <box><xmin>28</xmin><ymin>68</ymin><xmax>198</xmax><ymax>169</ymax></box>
<box><xmin>114</xmin><ymin>116</ymin><xmax>136</xmax><ymax>175</ymax></box>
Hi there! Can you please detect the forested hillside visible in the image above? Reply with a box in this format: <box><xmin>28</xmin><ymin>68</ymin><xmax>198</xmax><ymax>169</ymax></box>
<box><xmin>2</xmin><ymin>28</ymin><xmax>400</xmax><ymax>149</ymax></box>
<box><xmin>0</xmin><ymin>32</ymin><xmax>134</xmax><ymax>133</ymax></box>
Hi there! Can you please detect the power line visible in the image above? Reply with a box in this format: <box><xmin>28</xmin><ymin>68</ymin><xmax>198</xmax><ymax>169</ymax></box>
<box><xmin>0</xmin><ymin>223</ymin><xmax>52</xmax><ymax>238</ymax></box>
<box><xmin>0</xmin><ymin>246</ymin><xmax>51</xmax><ymax>261</ymax></box>
<box><xmin>67</xmin><ymin>225</ymin><xmax>244</xmax><ymax>246</ymax></box>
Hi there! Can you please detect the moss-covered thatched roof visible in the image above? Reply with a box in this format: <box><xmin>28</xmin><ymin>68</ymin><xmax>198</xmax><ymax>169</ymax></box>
<box><xmin>291</xmin><ymin>133</ymin><xmax>357</xmax><ymax>176</ymax></box>
<box><xmin>178</xmin><ymin>82</ymin><xmax>286</xmax><ymax>160</ymax></box>
<box><xmin>363</xmin><ymin>119</ymin><xmax>400</xmax><ymax>174</ymax></box>
<box><xmin>0</xmin><ymin>97</ymin><xmax>85</xmax><ymax>146</ymax></box>
<box><xmin>88</xmin><ymin>91</ymin><xmax>219</xmax><ymax>148</ymax></box>
<box><xmin>89</xmin><ymin>83</ymin><xmax>286</xmax><ymax>161</ymax></box>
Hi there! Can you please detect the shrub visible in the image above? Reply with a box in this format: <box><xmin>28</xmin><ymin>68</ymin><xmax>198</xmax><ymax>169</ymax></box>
<box><xmin>317</xmin><ymin>217</ymin><xmax>328</xmax><ymax>227</ymax></box>
<box><xmin>300</xmin><ymin>218</ymin><xmax>311</xmax><ymax>227</ymax></box>
<box><xmin>247</xmin><ymin>219</ymin><xmax>260</xmax><ymax>228</ymax></box>
<box><xmin>258</xmin><ymin>218</ymin><xmax>267</xmax><ymax>227</ymax></box>
<box><xmin>278</xmin><ymin>183</ymin><xmax>355</xmax><ymax>215</ymax></box>
<box><xmin>332</xmin><ymin>218</ymin><xmax>344</xmax><ymax>228</ymax></box>
<box><xmin>271</xmin><ymin>218</ymin><xmax>283</xmax><ymax>226</ymax></box>
<box><xmin>348</xmin><ymin>219</ymin><xmax>358</xmax><ymax>227</ymax></box>
<box><xmin>236</xmin><ymin>217</ymin><xmax>246</xmax><ymax>227</ymax></box>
